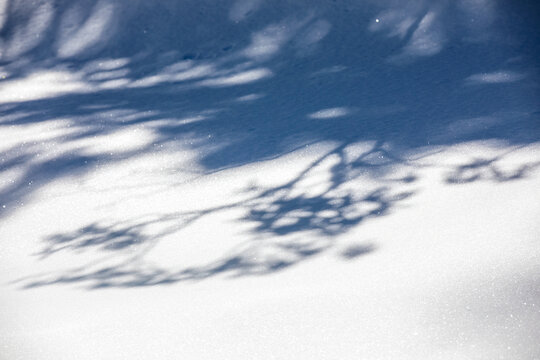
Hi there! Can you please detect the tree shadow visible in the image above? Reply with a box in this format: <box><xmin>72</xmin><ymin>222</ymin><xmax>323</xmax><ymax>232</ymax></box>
<box><xmin>38</xmin><ymin>221</ymin><xmax>149</xmax><ymax>259</ymax></box>
<box><xmin>340</xmin><ymin>243</ymin><xmax>377</xmax><ymax>260</ymax></box>
<box><xmin>1</xmin><ymin>1</ymin><xmax>538</xmax><ymax>217</ymax></box>
<box><xmin>1</xmin><ymin>1</ymin><xmax>539</xmax><ymax>289</ymax></box>
<box><xmin>445</xmin><ymin>148</ymin><xmax>540</xmax><ymax>184</ymax></box>
<box><xmin>446</xmin><ymin>158</ymin><xmax>538</xmax><ymax>184</ymax></box>
<box><xmin>16</xmin><ymin>143</ymin><xmax>414</xmax><ymax>289</ymax></box>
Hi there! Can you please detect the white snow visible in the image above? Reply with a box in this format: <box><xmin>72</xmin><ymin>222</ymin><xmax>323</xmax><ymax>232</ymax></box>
<box><xmin>466</xmin><ymin>71</ymin><xmax>526</xmax><ymax>84</ymax></box>
<box><xmin>0</xmin><ymin>1</ymin><xmax>539</xmax><ymax>359</ymax></box>
<box><xmin>309</xmin><ymin>107</ymin><xmax>350</xmax><ymax>119</ymax></box>
<box><xmin>0</xmin><ymin>70</ymin><xmax>91</xmax><ymax>102</ymax></box>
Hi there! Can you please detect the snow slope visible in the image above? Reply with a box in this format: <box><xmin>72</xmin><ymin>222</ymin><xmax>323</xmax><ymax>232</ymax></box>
<box><xmin>1</xmin><ymin>0</ymin><xmax>539</xmax><ymax>359</ymax></box>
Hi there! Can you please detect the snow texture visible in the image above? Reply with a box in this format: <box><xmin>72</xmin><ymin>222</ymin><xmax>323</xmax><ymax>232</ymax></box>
<box><xmin>0</xmin><ymin>0</ymin><xmax>539</xmax><ymax>359</ymax></box>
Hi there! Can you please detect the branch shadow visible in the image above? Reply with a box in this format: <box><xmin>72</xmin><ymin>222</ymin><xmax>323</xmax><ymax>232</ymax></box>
<box><xmin>1</xmin><ymin>1</ymin><xmax>539</xmax><ymax>289</ymax></box>
<box><xmin>17</xmin><ymin>143</ymin><xmax>412</xmax><ymax>289</ymax></box>
<box><xmin>445</xmin><ymin>155</ymin><xmax>540</xmax><ymax>184</ymax></box>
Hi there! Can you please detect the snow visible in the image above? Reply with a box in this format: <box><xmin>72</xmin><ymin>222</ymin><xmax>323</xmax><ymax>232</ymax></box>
<box><xmin>466</xmin><ymin>71</ymin><xmax>526</xmax><ymax>85</ymax></box>
<box><xmin>0</xmin><ymin>0</ymin><xmax>539</xmax><ymax>359</ymax></box>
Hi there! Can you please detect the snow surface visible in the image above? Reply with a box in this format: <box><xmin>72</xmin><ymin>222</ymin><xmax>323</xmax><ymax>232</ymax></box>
<box><xmin>1</xmin><ymin>0</ymin><xmax>539</xmax><ymax>359</ymax></box>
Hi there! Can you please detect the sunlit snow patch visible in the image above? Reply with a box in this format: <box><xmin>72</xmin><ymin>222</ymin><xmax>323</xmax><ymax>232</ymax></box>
<box><xmin>309</xmin><ymin>107</ymin><xmax>350</xmax><ymax>119</ymax></box>
<box><xmin>243</xmin><ymin>24</ymin><xmax>289</xmax><ymax>59</ymax></box>
<box><xmin>403</xmin><ymin>11</ymin><xmax>443</xmax><ymax>56</ymax></box>
<box><xmin>310</xmin><ymin>65</ymin><xmax>347</xmax><ymax>77</ymax></box>
<box><xmin>72</xmin><ymin>127</ymin><xmax>156</xmax><ymax>156</ymax></box>
<box><xmin>388</xmin><ymin>10</ymin><xmax>444</xmax><ymax>63</ymax></box>
<box><xmin>1</xmin><ymin>1</ymin><xmax>53</xmax><ymax>60</ymax></box>
<box><xmin>235</xmin><ymin>93</ymin><xmax>264</xmax><ymax>102</ymax></box>
<box><xmin>56</xmin><ymin>0</ymin><xmax>116</xmax><ymax>58</ymax></box>
<box><xmin>0</xmin><ymin>0</ymin><xmax>8</xmax><ymax>31</ymax></box>
<box><xmin>83</xmin><ymin>58</ymin><xmax>130</xmax><ymax>72</ymax></box>
<box><xmin>129</xmin><ymin>64</ymin><xmax>215</xmax><ymax>88</ymax></box>
<box><xmin>241</xmin><ymin>18</ymin><xmax>309</xmax><ymax>60</ymax></box>
<box><xmin>465</xmin><ymin>71</ymin><xmax>525</xmax><ymax>84</ymax></box>
<box><xmin>0</xmin><ymin>70</ymin><xmax>92</xmax><ymax>102</ymax></box>
<box><xmin>198</xmin><ymin>68</ymin><xmax>272</xmax><ymax>87</ymax></box>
